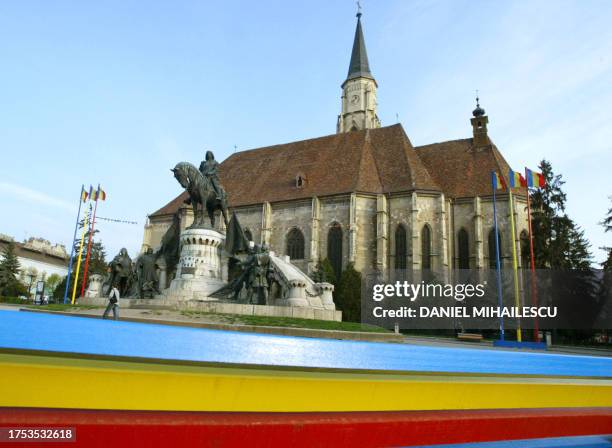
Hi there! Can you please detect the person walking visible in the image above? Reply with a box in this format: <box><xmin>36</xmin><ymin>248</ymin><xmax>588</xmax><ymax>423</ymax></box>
<box><xmin>103</xmin><ymin>283</ymin><xmax>120</xmax><ymax>320</ymax></box>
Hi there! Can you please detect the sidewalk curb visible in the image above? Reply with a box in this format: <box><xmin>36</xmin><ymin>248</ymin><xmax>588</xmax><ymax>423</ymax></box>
<box><xmin>19</xmin><ymin>308</ymin><xmax>403</xmax><ymax>343</ymax></box>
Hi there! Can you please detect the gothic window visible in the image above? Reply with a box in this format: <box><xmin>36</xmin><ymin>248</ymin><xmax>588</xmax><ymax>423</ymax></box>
<box><xmin>520</xmin><ymin>230</ymin><xmax>530</xmax><ymax>269</ymax></box>
<box><xmin>244</xmin><ymin>229</ymin><xmax>253</xmax><ymax>242</ymax></box>
<box><xmin>488</xmin><ymin>228</ymin><xmax>502</xmax><ymax>269</ymax></box>
<box><xmin>327</xmin><ymin>223</ymin><xmax>343</xmax><ymax>280</ymax></box>
<box><xmin>457</xmin><ymin>228</ymin><xmax>470</xmax><ymax>269</ymax></box>
<box><xmin>395</xmin><ymin>224</ymin><xmax>407</xmax><ymax>270</ymax></box>
<box><xmin>421</xmin><ymin>224</ymin><xmax>432</xmax><ymax>270</ymax></box>
<box><xmin>286</xmin><ymin>228</ymin><xmax>305</xmax><ymax>260</ymax></box>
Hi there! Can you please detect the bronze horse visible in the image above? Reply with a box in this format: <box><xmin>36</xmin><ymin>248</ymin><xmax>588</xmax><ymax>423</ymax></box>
<box><xmin>171</xmin><ymin>162</ymin><xmax>229</xmax><ymax>229</ymax></box>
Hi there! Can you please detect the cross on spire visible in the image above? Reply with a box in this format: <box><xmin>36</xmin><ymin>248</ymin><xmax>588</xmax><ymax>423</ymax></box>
<box><xmin>356</xmin><ymin>0</ymin><xmax>362</xmax><ymax>18</ymax></box>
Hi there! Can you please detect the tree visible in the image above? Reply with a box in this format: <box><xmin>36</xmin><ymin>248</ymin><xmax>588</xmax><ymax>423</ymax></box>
<box><xmin>600</xmin><ymin>197</ymin><xmax>612</xmax><ymax>271</ymax></box>
<box><xmin>530</xmin><ymin>160</ymin><xmax>593</xmax><ymax>268</ymax></box>
<box><xmin>528</xmin><ymin>160</ymin><xmax>600</xmax><ymax>344</ymax></box>
<box><xmin>0</xmin><ymin>242</ymin><xmax>22</xmax><ymax>296</ymax></box>
<box><xmin>45</xmin><ymin>273</ymin><xmax>62</xmax><ymax>295</ymax></box>
<box><xmin>335</xmin><ymin>263</ymin><xmax>362</xmax><ymax>322</ymax></box>
<box><xmin>311</xmin><ymin>258</ymin><xmax>337</xmax><ymax>286</ymax></box>
<box><xmin>0</xmin><ymin>242</ymin><xmax>21</xmax><ymax>283</ymax></box>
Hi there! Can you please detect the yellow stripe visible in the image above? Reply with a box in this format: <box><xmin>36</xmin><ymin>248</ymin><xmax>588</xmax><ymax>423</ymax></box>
<box><xmin>1</xmin><ymin>354</ymin><xmax>611</xmax><ymax>412</ymax></box>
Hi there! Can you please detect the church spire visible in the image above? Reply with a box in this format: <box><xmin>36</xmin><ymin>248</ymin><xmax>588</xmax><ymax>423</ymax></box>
<box><xmin>337</xmin><ymin>8</ymin><xmax>380</xmax><ymax>133</ymax></box>
<box><xmin>346</xmin><ymin>9</ymin><xmax>374</xmax><ymax>82</ymax></box>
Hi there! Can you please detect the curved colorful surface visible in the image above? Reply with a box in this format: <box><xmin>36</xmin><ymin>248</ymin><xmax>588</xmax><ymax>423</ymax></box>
<box><xmin>0</xmin><ymin>310</ymin><xmax>610</xmax><ymax>447</ymax></box>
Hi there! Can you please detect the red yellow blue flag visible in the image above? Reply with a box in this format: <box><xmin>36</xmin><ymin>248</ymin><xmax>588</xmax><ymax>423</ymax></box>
<box><xmin>97</xmin><ymin>187</ymin><xmax>106</xmax><ymax>201</ymax></box>
<box><xmin>491</xmin><ymin>171</ymin><xmax>506</xmax><ymax>190</ymax></box>
<box><xmin>525</xmin><ymin>168</ymin><xmax>546</xmax><ymax>188</ymax></box>
<box><xmin>508</xmin><ymin>169</ymin><xmax>527</xmax><ymax>188</ymax></box>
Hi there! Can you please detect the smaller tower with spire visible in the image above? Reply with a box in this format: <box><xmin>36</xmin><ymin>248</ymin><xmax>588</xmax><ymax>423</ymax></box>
<box><xmin>337</xmin><ymin>9</ymin><xmax>381</xmax><ymax>133</ymax></box>
<box><xmin>470</xmin><ymin>96</ymin><xmax>490</xmax><ymax>147</ymax></box>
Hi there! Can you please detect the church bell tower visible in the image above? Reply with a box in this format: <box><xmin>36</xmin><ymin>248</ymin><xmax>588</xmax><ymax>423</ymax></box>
<box><xmin>337</xmin><ymin>10</ymin><xmax>381</xmax><ymax>133</ymax></box>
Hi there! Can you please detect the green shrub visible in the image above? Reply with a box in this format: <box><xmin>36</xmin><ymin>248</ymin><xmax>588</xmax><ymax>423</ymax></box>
<box><xmin>311</xmin><ymin>258</ymin><xmax>337</xmax><ymax>285</ymax></box>
<box><xmin>336</xmin><ymin>263</ymin><xmax>362</xmax><ymax>322</ymax></box>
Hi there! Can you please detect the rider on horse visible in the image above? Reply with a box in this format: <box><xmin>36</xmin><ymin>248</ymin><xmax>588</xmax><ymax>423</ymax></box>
<box><xmin>199</xmin><ymin>151</ymin><xmax>226</xmax><ymax>201</ymax></box>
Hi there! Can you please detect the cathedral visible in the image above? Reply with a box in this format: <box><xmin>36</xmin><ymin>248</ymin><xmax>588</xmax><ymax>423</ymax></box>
<box><xmin>142</xmin><ymin>12</ymin><xmax>530</xmax><ymax>282</ymax></box>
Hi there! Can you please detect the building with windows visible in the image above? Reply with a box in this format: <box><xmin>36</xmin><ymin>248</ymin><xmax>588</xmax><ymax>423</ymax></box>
<box><xmin>142</xmin><ymin>12</ymin><xmax>529</xmax><ymax>282</ymax></box>
<box><xmin>0</xmin><ymin>234</ymin><xmax>69</xmax><ymax>294</ymax></box>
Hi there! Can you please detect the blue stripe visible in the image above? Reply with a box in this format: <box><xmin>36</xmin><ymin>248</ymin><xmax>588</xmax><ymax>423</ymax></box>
<box><xmin>0</xmin><ymin>311</ymin><xmax>610</xmax><ymax>376</ymax></box>
<box><xmin>411</xmin><ymin>435</ymin><xmax>612</xmax><ymax>448</ymax></box>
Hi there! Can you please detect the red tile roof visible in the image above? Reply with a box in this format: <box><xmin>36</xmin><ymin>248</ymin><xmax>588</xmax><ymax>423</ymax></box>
<box><xmin>150</xmin><ymin>124</ymin><xmax>516</xmax><ymax>216</ymax></box>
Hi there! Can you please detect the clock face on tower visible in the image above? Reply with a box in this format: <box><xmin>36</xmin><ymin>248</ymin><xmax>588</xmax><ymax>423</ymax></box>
<box><xmin>350</xmin><ymin>94</ymin><xmax>360</xmax><ymax>105</ymax></box>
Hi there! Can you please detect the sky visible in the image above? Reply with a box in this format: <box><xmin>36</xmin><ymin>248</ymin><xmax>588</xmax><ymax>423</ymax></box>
<box><xmin>0</xmin><ymin>0</ymin><xmax>610</xmax><ymax>264</ymax></box>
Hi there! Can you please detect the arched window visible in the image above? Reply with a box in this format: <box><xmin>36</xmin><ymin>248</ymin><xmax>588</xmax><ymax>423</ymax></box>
<box><xmin>286</xmin><ymin>228</ymin><xmax>305</xmax><ymax>260</ymax></box>
<box><xmin>395</xmin><ymin>224</ymin><xmax>407</xmax><ymax>270</ymax></box>
<box><xmin>520</xmin><ymin>230</ymin><xmax>530</xmax><ymax>269</ymax></box>
<box><xmin>421</xmin><ymin>224</ymin><xmax>432</xmax><ymax>270</ymax></box>
<box><xmin>457</xmin><ymin>228</ymin><xmax>469</xmax><ymax>269</ymax></box>
<box><xmin>488</xmin><ymin>228</ymin><xmax>502</xmax><ymax>269</ymax></box>
<box><xmin>327</xmin><ymin>223</ymin><xmax>343</xmax><ymax>280</ymax></box>
<box><xmin>244</xmin><ymin>229</ymin><xmax>253</xmax><ymax>242</ymax></box>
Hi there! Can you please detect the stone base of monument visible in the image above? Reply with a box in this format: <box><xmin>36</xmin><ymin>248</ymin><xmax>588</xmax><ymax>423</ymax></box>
<box><xmin>163</xmin><ymin>227</ymin><xmax>226</xmax><ymax>301</ymax></box>
<box><xmin>79</xmin><ymin>226</ymin><xmax>341</xmax><ymax>320</ymax></box>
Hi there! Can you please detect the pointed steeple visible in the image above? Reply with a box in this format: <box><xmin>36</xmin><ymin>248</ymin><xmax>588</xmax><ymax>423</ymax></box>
<box><xmin>346</xmin><ymin>12</ymin><xmax>374</xmax><ymax>82</ymax></box>
<box><xmin>337</xmin><ymin>8</ymin><xmax>380</xmax><ymax>133</ymax></box>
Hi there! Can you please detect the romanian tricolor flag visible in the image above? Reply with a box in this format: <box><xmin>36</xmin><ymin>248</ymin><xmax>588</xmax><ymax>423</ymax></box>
<box><xmin>81</xmin><ymin>188</ymin><xmax>88</xmax><ymax>202</ymax></box>
<box><xmin>97</xmin><ymin>187</ymin><xmax>106</xmax><ymax>201</ymax></box>
<box><xmin>508</xmin><ymin>169</ymin><xmax>527</xmax><ymax>188</ymax></box>
<box><xmin>491</xmin><ymin>171</ymin><xmax>506</xmax><ymax>190</ymax></box>
<box><xmin>525</xmin><ymin>168</ymin><xmax>546</xmax><ymax>188</ymax></box>
<box><xmin>88</xmin><ymin>185</ymin><xmax>94</xmax><ymax>201</ymax></box>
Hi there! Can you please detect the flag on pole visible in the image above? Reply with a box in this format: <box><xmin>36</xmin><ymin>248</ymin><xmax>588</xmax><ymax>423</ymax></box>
<box><xmin>88</xmin><ymin>185</ymin><xmax>94</xmax><ymax>201</ymax></box>
<box><xmin>97</xmin><ymin>187</ymin><xmax>106</xmax><ymax>201</ymax></box>
<box><xmin>64</xmin><ymin>185</ymin><xmax>86</xmax><ymax>303</ymax></box>
<box><xmin>525</xmin><ymin>168</ymin><xmax>546</xmax><ymax>188</ymax></box>
<box><xmin>507</xmin><ymin>188</ymin><xmax>523</xmax><ymax>342</ymax></box>
<box><xmin>491</xmin><ymin>171</ymin><xmax>506</xmax><ymax>190</ymax></box>
<box><xmin>508</xmin><ymin>169</ymin><xmax>527</xmax><ymax>188</ymax></box>
<box><xmin>490</xmin><ymin>171</ymin><xmax>505</xmax><ymax>341</ymax></box>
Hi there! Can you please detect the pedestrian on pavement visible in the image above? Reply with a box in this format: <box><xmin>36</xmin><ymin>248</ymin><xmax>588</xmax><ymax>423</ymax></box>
<box><xmin>103</xmin><ymin>283</ymin><xmax>120</xmax><ymax>320</ymax></box>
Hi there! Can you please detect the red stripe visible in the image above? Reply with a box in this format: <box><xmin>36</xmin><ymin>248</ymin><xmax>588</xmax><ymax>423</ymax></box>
<box><xmin>1</xmin><ymin>407</ymin><xmax>610</xmax><ymax>448</ymax></box>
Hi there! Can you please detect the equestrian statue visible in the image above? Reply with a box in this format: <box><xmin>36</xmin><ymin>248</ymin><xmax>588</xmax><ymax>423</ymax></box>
<box><xmin>171</xmin><ymin>151</ymin><xmax>229</xmax><ymax>229</ymax></box>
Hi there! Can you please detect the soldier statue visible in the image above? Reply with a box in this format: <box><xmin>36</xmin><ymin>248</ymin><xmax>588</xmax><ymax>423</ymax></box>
<box><xmin>244</xmin><ymin>244</ymin><xmax>273</xmax><ymax>305</ymax></box>
<box><xmin>106</xmin><ymin>248</ymin><xmax>132</xmax><ymax>297</ymax></box>
<box><xmin>136</xmin><ymin>247</ymin><xmax>160</xmax><ymax>299</ymax></box>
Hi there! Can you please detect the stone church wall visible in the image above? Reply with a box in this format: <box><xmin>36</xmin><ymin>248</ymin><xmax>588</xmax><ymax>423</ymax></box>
<box><xmin>354</xmin><ymin>195</ymin><xmax>377</xmax><ymax>273</ymax></box>
<box><xmin>233</xmin><ymin>206</ymin><xmax>263</xmax><ymax>246</ymax></box>
<box><xmin>318</xmin><ymin>196</ymin><xmax>351</xmax><ymax>274</ymax></box>
<box><xmin>268</xmin><ymin>199</ymin><xmax>312</xmax><ymax>273</ymax></box>
<box><xmin>143</xmin><ymin>192</ymin><xmax>531</xmax><ymax>285</ymax></box>
<box><xmin>388</xmin><ymin>194</ymin><xmax>413</xmax><ymax>273</ymax></box>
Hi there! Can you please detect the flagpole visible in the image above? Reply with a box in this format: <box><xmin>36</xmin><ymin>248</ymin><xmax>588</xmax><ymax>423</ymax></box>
<box><xmin>63</xmin><ymin>185</ymin><xmax>85</xmax><ymax>304</ymax></box>
<box><xmin>508</xmin><ymin>189</ymin><xmax>522</xmax><ymax>342</ymax></box>
<box><xmin>80</xmin><ymin>184</ymin><xmax>100</xmax><ymax>297</ymax></box>
<box><xmin>525</xmin><ymin>168</ymin><xmax>540</xmax><ymax>342</ymax></box>
<box><xmin>492</xmin><ymin>172</ymin><xmax>505</xmax><ymax>341</ymax></box>
<box><xmin>71</xmin><ymin>207</ymin><xmax>90</xmax><ymax>305</ymax></box>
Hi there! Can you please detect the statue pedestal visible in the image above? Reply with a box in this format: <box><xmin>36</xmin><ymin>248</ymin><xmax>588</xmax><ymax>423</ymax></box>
<box><xmin>164</xmin><ymin>227</ymin><xmax>225</xmax><ymax>301</ymax></box>
<box><xmin>84</xmin><ymin>274</ymin><xmax>104</xmax><ymax>298</ymax></box>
